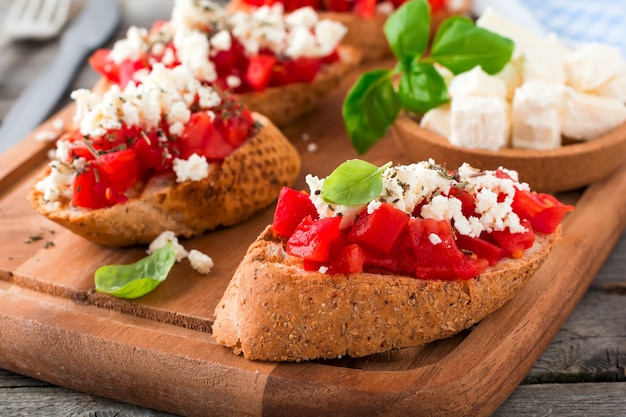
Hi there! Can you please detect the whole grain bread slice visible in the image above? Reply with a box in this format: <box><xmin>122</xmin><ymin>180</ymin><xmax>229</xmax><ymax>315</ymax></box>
<box><xmin>29</xmin><ymin>114</ymin><xmax>300</xmax><ymax>247</ymax></box>
<box><xmin>213</xmin><ymin>224</ymin><xmax>561</xmax><ymax>362</ymax></box>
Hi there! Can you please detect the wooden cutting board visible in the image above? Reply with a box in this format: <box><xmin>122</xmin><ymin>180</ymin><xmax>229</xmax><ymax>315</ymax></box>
<box><xmin>1</xmin><ymin>67</ymin><xmax>625</xmax><ymax>417</ymax></box>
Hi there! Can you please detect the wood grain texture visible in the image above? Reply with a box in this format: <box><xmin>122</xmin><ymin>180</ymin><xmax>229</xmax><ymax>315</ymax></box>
<box><xmin>1</xmin><ymin>1</ymin><xmax>626</xmax><ymax>416</ymax></box>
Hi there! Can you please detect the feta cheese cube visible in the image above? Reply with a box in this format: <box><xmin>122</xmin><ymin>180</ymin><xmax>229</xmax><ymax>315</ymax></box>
<box><xmin>495</xmin><ymin>59</ymin><xmax>522</xmax><ymax>100</ymax></box>
<box><xmin>561</xmin><ymin>91</ymin><xmax>626</xmax><ymax>141</ymax></box>
<box><xmin>595</xmin><ymin>72</ymin><xmax>626</xmax><ymax>103</ymax></box>
<box><xmin>449</xmin><ymin>96</ymin><xmax>510</xmax><ymax>150</ymax></box>
<box><xmin>565</xmin><ymin>43</ymin><xmax>626</xmax><ymax>92</ymax></box>
<box><xmin>148</xmin><ymin>231</ymin><xmax>189</xmax><ymax>262</ymax></box>
<box><xmin>420</xmin><ymin>104</ymin><xmax>451</xmax><ymax>138</ymax></box>
<box><xmin>512</xmin><ymin>80</ymin><xmax>568</xmax><ymax>150</ymax></box>
<box><xmin>448</xmin><ymin>66</ymin><xmax>507</xmax><ymax>99</ymax></box>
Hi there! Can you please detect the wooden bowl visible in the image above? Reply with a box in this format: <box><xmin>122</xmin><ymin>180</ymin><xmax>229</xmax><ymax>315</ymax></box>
<box><xmin>391</xmin><ymin>114</ymin><xmax>626</xmax><ymax>193</ymax></box>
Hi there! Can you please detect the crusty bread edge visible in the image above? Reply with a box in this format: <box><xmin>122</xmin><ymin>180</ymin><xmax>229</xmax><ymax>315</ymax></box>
<box><xmin>29</xmin><ymin>113</ymin><xmax>301</xmax><ymax>247</ymax></box>
<box><xmin>213</xmin><ymin>224</ymin><xmax>562</xmax><ymax>362</ymax></box>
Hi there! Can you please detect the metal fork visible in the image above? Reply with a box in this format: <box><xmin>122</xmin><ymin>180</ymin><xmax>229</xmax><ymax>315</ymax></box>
<box><xmin>0</xmin><ymin>0</ymin><xmax>71</xmax><ymax>51</ymax></box>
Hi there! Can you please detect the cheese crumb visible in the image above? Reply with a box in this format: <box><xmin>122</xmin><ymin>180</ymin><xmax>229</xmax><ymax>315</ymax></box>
<box><xmin>428</xmin><ymin>233</ymin><xmax>442</xmax><ymax>245</ymax></box>
<box><xmin>188</xmin><ymin>249</ymin><xmax>214</xmax><ymax>274</ymax></box>
<box><xmin>173</xmin><ymin>154</ymin><xmax>210</xmax><ymax>182</ymax></box>
<box><xmin>148</xmin><ymin>231</ymin><xmax>189</xmax><ymax>262</ymax></box>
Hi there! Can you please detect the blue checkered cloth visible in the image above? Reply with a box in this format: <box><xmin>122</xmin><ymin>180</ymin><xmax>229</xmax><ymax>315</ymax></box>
<box><xmin>520</xmin><ymin>0</ymin><xmax>626</xmax><ymax>56</ymax></box>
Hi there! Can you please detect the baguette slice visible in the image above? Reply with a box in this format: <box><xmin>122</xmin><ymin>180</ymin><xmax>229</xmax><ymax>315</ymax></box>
<box><xmin>213</xmin><ymin>224</ymin><xmax>561</xmax><ymax>362</ymax></box>
<box><xmin>29</xmin><ymin>114</ymin><xmax>300</xmax><ymax>247</ymax></box>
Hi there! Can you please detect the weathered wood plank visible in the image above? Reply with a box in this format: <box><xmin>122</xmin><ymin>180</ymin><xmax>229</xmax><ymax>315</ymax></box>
<box><xmin>495</xmin><ymin>382</ymin><xmax>626</xmax><ymax>417</ymax></box>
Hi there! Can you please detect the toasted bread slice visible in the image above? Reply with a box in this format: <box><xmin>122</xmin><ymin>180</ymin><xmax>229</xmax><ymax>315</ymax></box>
<box><xmin>213</xmin><ymin>224</ymin><xmax>561</xmax><ymax>362</ymax></box>
<box><xmin>29</xmin><ymin>114</ymin><xmax>300</xmax><ymax>247</ymax></box>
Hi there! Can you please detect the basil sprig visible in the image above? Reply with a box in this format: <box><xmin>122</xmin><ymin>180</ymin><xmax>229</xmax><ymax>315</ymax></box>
<box><xmin>95</xmin><ymin>242</ymin><xmax>176</xmax><ymax>299</ymax></box>
<box><xmin>322</xmin><ymin>159</ymin><xmax>392</xmax><ymax>206</ymax></box>
<box><xmin>342</xmin><ymin>0</ymin><xmax>514</xmax><ymax>154</ymax></box>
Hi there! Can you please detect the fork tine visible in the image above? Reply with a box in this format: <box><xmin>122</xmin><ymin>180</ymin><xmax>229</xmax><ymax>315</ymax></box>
<box><xmin>40</xmin><ymin>0</ymin><xmax>71</xmax><ymax>27</ymax></box>
<box><xmin>6</xmin><ymin>0</ymin><xmax>29</xmax><ymax>21</ymax></box>
<box><xmin>23</xmin><ymin>0</ymin><xmax>43</xmax><ymax>21</ymax></box>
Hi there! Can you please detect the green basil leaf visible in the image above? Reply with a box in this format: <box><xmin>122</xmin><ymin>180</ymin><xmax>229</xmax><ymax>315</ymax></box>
<box><xmin>398</xmin><ymin>62</ymin><xmax>449</xmax><ymax>114</ymax></box>
<box><xmin>95</xmin><ymin>242</ymin><xmax>176</xmax><ymax>299</ymax></box>
<box><xmin>429</xmin><ymin>16</ymin><xmax>514</xmax><ymax>75</ymax></box>
<box><xmin>384</xmin><ymin>0</ymin><xmax>430</xmax><ymax>66</ymax></box>
<box><xmin>322</xmin><ymin>160</ymin><xmax>392</xmax><ymax>206</ymax></box>
<box><xmin>342</xmin><ymin>69</ymin><xmax>401</xmax><ymax>155</ymax></box>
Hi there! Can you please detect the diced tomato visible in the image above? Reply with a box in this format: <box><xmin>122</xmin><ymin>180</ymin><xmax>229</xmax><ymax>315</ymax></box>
<box><xmin>329</xmin><ymin>244</ymin><xmax>365</xmax><ymax>274</ymax></box>
<box><xmin>455</xmin><ymin>233</ymin><xmax>505</xmax><ymax>266</ymax></box>
<box><xmin>272</xmin><ymin>187</ymin><xmax>319</xmax><ymax>237</ymax></box>
<box><xmin>353</xmin><ymin>0</ymin><xmax>377</xmax><ymax>17</ymax></box>
<box><xmin>246</xmin><ymin>55</ymin><xmax>277</xmax><ymax>91</ymax></box>
<box><xmin>428</xmin><ymin>0</ymin><xmax>445</xmax><ymax>13</ymax></box>
<box><xmin>324</xmin><ymin>0</ymin><xmax>352</xmax><ymax>12</ymax></box>
<box><xmin>512</xmin><ymin>190</ymin><xmax>574</xmax><ymax>234</ymax></box>
<box><xmin>447</xmin><ymin>186</ymin><xmax>476</xmax><ymax>217</ymax></box>
<box><xmin>148</xmin><ymin>20</ymin><xmax>169</xmax><ymax>38</ymax></box>
<box><xmin>214</xmin><ymin>107</ymin><xmax>254</xmax><ymax>148</ymax></box>
<box><xmin>89</xmin><ymin>49</ymin><xmax>148</xmax><ymax>88</ymax></box>
<box><xmin>409</xmin><ymin>218</ymin><xmax>465</xmax><ymax>265</ymax></box>
<box><xmin>89</xmin><ymin>49</ymin><xmax>119</xmax><ymax>83</ymax></box>
<box><xmin>348</xmin><ymin>202</ymin><xmax>409</xmax><ymax>254</ymax></box>
<box><xmin>72</xmin><ymin>163</ymin><xmax>109</xmax><ymax>209</ymax></box>
<box><xmin>287</xmin><ymin>216</ymin><xmax>341</xmax><ymax>263</ymax></box>
<box><xmin>178</xmin><ymin>112</ymin><xmax>236</xmax><ymax>161</ymax></box>
<box><xmin>284</xmin><ymin>57</ymin><xmax>323</xmax><ymax>83</ymax></box>
<box><xmin>486</xmin><ymin>219</ymin><xmax>535</xmax><ymax>259</ymax></box>
<box><xmin>97</xmin><ymin>149</ymin><xmax>140</xmax><ymax>194</ymax></box>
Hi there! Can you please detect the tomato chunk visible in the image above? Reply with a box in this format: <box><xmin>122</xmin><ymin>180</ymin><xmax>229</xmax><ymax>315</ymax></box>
<box><xmin>246</xmin><ymin>55</ymin><xmax>277</xmax><ymax>91</ymax></box>
<box><xmin>486</xmin><ymin>219</ymin><xmax>535</xmax><ymax>259</ymax></box>
<box><xmin>329</xmin><ymin>244</ymin><xmax>365</xmax><ymax>274</ymax></box>
<box><xmin>512</xmin><ymin>190</ymin><xmax>574</xmax><ymax>234</ymax></box>
<box><xmin>348</xmin><ymin>202</ymin><xmax>409</xmax><ymax>254</ymax></box>
<box><xmin>287</xmin><ymin>216</ymin><xmax>342</xmax><ymax>263</ymax></box>
<box><xmin>272</xmin><ymin>187</ymin><xmax>319</xmax><ymax>237</ymax></box>
<box><xmin>455</xmin><ymin>233</ymin><xmax>505</xmax><ymax>266</ymax></box>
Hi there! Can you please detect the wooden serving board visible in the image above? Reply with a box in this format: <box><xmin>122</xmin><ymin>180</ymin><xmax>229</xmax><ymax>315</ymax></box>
<box><xmin>1</xmin><ymin>67</ymin><xmax>625</xmax><ymax>417</ymax></box>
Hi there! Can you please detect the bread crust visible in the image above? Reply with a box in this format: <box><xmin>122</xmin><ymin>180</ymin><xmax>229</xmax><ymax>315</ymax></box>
<box><xmin>29</xmin><ymin>114</ymin><xmax>300</xmax><ymax>247</ymax></box>
<box><xmin>213</xmin><ymin>224</ymin><xmax>562</xmax><ymax>362</ymax></box>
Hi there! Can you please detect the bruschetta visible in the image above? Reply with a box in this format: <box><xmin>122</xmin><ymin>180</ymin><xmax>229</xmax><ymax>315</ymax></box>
<box><xmin>228</xmin><ymin>0</ymin><xmax>471</xmax><ymax>61</ymax></box>
<box><xmin>88</xmin><ymin>0</ymin><xmax>360</xmax><ymax>126</ymax></box>
<box><xmin>30</xmin><ymin>64</ymin><xmax>300</xmax><ymax>247</ymax></box>
<box><xmin>213</xmin><ymin>159</ymin><xmax>572</xmax><ymax>361</ymax></box>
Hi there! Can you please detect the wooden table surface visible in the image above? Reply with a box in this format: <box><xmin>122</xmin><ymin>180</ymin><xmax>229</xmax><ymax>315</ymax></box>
<box><xmin>1</xmin><ymin>1</ymin><xmax>625</xmax><ymax>416</ymax></box>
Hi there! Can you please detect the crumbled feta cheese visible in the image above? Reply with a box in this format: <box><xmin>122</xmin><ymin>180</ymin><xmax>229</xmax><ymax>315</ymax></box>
<box><xmin>73</xmin><ymin>64</ymin><xmax>220</xmax><ymax>139</ymax></box>
<box><xmin>173</xmin><ymin>154</ymin><xmax>210</xmax><ymax>182</ymax></box>
<box><xmin>210</xmin><ymin>30</ymin><xmax>232</xmax><ymax>51</ymax></box>
<box><xmin>318</xmin><ymin>265</ymin><xmax>329</xmax><ymax>274</ymax></box>
<box><xmin>226</xmin><ymin>75</ymin><xmax>241</xmax><ymax>89</ymax></box>
<box><xmin>148</xmin><ymin>231</ymin><xmax>189</xmax><ymax>262</ymax></box>
<box><xmin>285</xmin><ymin>7</ymin><xmax>318</xmax><ymax>29</ymax></box>
<box><xmin>34</xmin><ymin>130</ymin><xmax>58</xmax><ymax>142</ymax></box>
<box><xmin>52</xmin><ymin>118</ymin><xmax>65</xmax><ymax>130</ymax></box>
<box><xmin>428</xmin><ymin>233</ymin><xmax>442</xmax><ymax>245</ymax></box>
<box><xmin>188</xmin><ymin>249</ymin><xmax>214</xmax><ymax>274</ymax></box>
<box><xmin>109</xmin><ymin>26</ymin><xmax>150</xmax><ymax>64</ymax></box>
<box><xmin>308</xmin><ymin>160</ymin><xmax>530</xmax><ymax>237</ymax></box>
<box><xmin>376</xmin><ymin>1</ymin><xmax>395</xmax><ymax>15</ymax></box>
